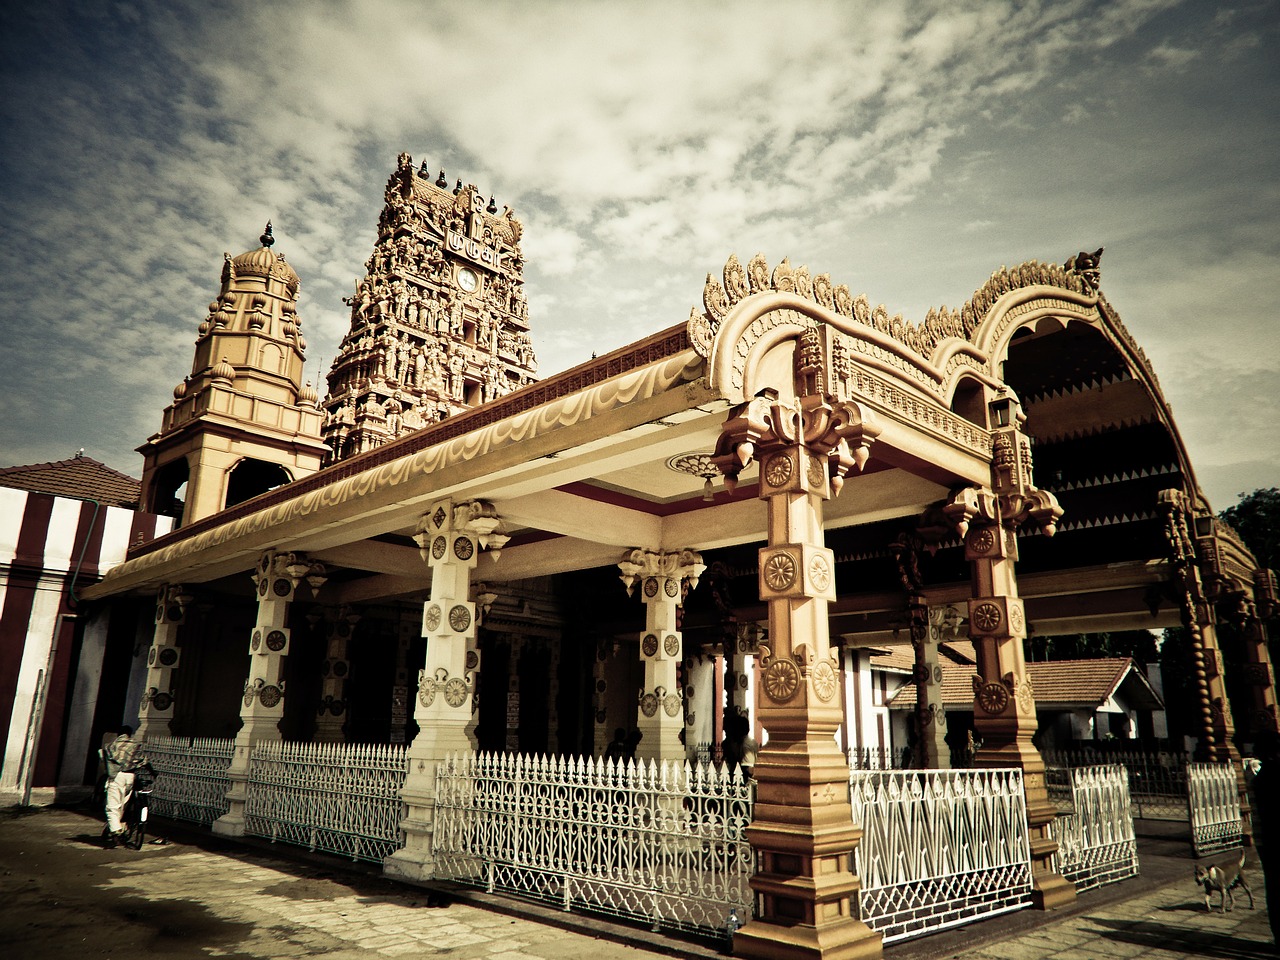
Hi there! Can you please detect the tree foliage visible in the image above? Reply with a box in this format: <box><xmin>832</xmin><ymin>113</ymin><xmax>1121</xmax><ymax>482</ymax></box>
<box><xmin>1219</xmin><ymin>487</ymin><xmax>1280</xmax><ymax>573</ymax></box>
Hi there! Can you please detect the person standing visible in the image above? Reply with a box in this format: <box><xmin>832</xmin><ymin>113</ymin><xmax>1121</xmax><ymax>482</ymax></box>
<box><xmin>102</xmin><ymin>725</ymin><xmax>141</xmax><ymax>846</ymax></box>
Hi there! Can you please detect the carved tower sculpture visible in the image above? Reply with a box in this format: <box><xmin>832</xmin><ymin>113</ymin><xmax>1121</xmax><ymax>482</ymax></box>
<box><xmin>321</xmin><ymin>153</ymin><xmax>537</xmax><ymax>461</ymax></box>
<box><xmin>138</xmin><ymin>224</ymin><xmax>327</xmax><ymax>526</ymax></box>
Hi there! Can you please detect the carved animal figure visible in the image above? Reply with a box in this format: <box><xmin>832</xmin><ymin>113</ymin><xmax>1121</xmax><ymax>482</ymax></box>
<box><xmin>1195</xmin><ymin>851</ymin><xmax>1254</xmax><ymax>912</ymax></box>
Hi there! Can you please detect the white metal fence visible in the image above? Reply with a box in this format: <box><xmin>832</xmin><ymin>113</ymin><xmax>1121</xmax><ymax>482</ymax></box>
<box><xmin>1049</xmin><ymin>764</ymin><xmax>1139</xmax><ymax>891</ymax></box>
<box><xmin>244</xmin><ymin>741</ymin><xmax>408</xmax><ymax>863</ymax></box>
<box><xmin>432</xmin><ymin>753</ymin><xmax>753</xmax><ymax>937</ymax></box>
<box><xmin>143</xmin><ymin>735</ymin><xmax>234</xmax><ymax>826</ymax></box>
<box><xmin>1188</xmin><ymin>762</ymin><xmax>1242</xmax><ymax>857</ymax></box>
<box><xmin>848</xmin><ymin>768</ymin><xmax>1033</xmax><ymax>944</ymax></box>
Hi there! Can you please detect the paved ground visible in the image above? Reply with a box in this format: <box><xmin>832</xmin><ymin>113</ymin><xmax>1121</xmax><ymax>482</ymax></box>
<box><xmin>0</xmin><ymin>805</ymin><xmax>1274</xmax><ymax>959</ymax></box>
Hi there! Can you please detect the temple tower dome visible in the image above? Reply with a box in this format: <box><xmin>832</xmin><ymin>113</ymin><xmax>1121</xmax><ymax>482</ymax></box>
<box><xmin>138</xmin><ymin>223</ymin><xmax>328</xmax><ymax>526</ymax></box>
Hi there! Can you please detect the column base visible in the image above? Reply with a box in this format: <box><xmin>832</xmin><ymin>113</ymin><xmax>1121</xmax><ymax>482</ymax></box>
<box><xmin>211</xmin><ymin>814</ymin><xmax>247</xmax><ymax>838</ymax></box>
<box><xmin>733</xmin><ymin>917</ymin><xmax>882</xmax><ymax>960</ymax></box>
<box><xmin>1031</xmin><ymin>871</ymin><xmax>1077</xmax><ymax>910</ymax></box>
<box><xmin>383</xmin><ymin>846</ymin><xmax>437</xmax><ymax>883</ymax></box>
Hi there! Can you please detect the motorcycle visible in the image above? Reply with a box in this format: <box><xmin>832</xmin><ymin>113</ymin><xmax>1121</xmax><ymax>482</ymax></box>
<box><xmin>122</xmin><ymin>762</ymin><xmax>157</xmax><ymax>850</ymax></box>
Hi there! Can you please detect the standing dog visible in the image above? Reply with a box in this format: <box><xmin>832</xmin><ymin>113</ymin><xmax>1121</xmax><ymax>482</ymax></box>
<box><xmin>1195</xmin><ymin>851</ymin><xmax>1254</xmax><ymax>912</ymax></box>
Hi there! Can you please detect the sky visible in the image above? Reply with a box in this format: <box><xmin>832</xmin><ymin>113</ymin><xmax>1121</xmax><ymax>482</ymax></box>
<box><xmin>0</xmin><ymin>0</ymin><xmax>1276</xmax><ymax>512</ymax></box>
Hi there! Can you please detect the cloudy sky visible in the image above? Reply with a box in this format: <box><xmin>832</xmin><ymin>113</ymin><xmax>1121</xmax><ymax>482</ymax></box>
<box><xmin>1</xmin><ymin>0</ymin><xmax>1276</xmax><ymax>511</ymax></box>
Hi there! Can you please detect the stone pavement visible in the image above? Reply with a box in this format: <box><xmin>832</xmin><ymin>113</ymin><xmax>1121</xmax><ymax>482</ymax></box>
<box><xmin>1</xmin><ymin>805</ymin><xmax>1275</xmax><ymax>959</ymax></box>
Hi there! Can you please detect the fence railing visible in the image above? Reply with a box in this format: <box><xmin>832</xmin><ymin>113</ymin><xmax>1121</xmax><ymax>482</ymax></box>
<box><xmin>848</xmin><ymin>768</ymin><xmax>1033</xmax><ymax>944</ymax></box>
<box><xmin>1188</xmin><ymin>762</ymin><xmax>1242</xmax><ymax>857</ymax></box>
<box><xmin>1050</xmin><ymin>764</ymin><xmax>1139</xmax><ymax>891</ymax></box>
<box><xmin>1041</xmin><ymin>747</ymin><xmax>1190</xmax><ymax>820</ymax></box>
<box><xmin>432</xmin><ymin>752</ymin><xmax>753</xmax><ymax>938</ymax></box>
<box><xmin>244</xmin><ymin>741</ymin><xmax>408</xmax><ymax>863</ymax></box>
<box><xmin>142</xmin><ymin>735</ymin><xmax>234</xmax><ymax>826</ymax></box>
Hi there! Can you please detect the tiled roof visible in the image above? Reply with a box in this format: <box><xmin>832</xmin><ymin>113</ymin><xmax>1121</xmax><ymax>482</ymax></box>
<box><xmin>889</xmin><ymin>657</ymin><xmax>1143</xmax><ymax>709</ymax></box>
<box><xmin>868</xmin><ymin>639</ymin><xmax>977</xmax><ymax>673</ymax></box>
<box><xmin>0</xmin><ymin>455</ymin><xmax>141</xmax><ymax>508</ymax></box>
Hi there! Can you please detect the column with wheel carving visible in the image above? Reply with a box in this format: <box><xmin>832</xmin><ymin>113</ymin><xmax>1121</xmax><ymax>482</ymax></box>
<box><xmin>385</xmin><ymin>500</ymin><xmax>485</xmax><ymax>882</ymax></box>
<box><xmin>712</xmin><ymin>376</ymin><xmax>884</xmax><ymax>960</ymax></box>
<box><xmin>617</xmin><ymin>548</ymin><xmax>705</xmax><ymax>762</ymax></box>
<box><xmin>213</xmin><ymin>550</ymin><xmax>302</xmax><ymax>837</ymax></box>
<box><xmin>135</xmin><ymin>584</ymin><xmax>190</xmax><ymax>741</ymax></box>
<box><xmin>315</xmin><ymin>607</ymin><xmax>356</xmax><ymax>743</ymax></box>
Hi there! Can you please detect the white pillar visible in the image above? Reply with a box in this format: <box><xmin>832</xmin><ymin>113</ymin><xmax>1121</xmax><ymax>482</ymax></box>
<box><xmin>618</xmin><ymin>548</ymin><xmax>705</xmax><ymax>763</ymax></box>
<box><xmin>385</xmin><ymin>499</ymin><xmax>493</xmax><ymax>882</ymax></box>
<box><xmin>213</xmin><ymin>551</ymin><xmax>303</xmax><ymax>837</ymax></box>
<box><xmin>135</xmin><ymin>585</ymin><xmax>190</xmax><ymax>741</ymax></box>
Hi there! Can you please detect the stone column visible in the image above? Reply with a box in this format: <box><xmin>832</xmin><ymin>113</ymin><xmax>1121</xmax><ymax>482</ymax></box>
<box><xmin>213</xmin><ymin>550</ymin><xmax>304</xmax><ymax>837</ymax></box>
<box><xmin>505</xmin><ymin>635</ymin><xmax>525</xmax><ymax>752</ymax></box>
<box><xmin>135</xmin><ymin>584</ymin><xmax>190</xmax><ymax>740</ymax></box>
<box><xmin>1242</xmin><ymin>569</ymin><xmax>1279</xmax><ymax>740</ymax></box>
<box><xmin>945</xmin><ymin>395</ymin><xmax>1075</xmax><ymax>910</ymax></box>
<box><xmin>712</xmin><ymin>382</ymin><xmax>883</xmax><ymax>960</ymax></box>
<box><xmin>385</xmin><ymin>499</ymin><xmax>491</xmax><ymax>882</ymax></box>
<box><xmin>908</xmin><ymin>603</ymin><xmax>951</xmax><ymax>769</ymax></box>
<box><xmin>617</xmin><ymin>548</ymin><xmax>705</xmax><ymax>762</ymax></box>
<box><xmin>685</xmin><ymin>653</ymin><xmax>716</xmax><ymax>761</ymax></box>
<box><xmin>315</xmin><ymin>607</ymin><xmax>355</xmax><ymax>744</ymax></box>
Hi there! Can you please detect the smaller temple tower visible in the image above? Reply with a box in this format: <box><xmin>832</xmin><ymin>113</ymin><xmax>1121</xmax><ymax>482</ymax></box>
<box><xmin>321</xmin><ymin>153</ymin><xmax>537</xmax><ymax>462</ymax></box>
<box><xmin>138</xmin><ymin>224</ymin><xmax>328</xmax><ymax>526</ymax></box>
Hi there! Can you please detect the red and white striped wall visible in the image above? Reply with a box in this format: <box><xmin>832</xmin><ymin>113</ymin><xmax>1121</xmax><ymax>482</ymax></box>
<box><xmin>0</xmin><ymin>487</ymin><xmax>172</xmax><ymax>803</ymax></box>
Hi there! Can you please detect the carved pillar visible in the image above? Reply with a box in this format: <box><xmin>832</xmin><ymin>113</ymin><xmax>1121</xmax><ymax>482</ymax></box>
<box><xmin>214</xmin><ymin>551</ymin><xmax>304</xmax><ymax>837</ymax></box>
<box><xmin>1243</xmin><ymin>570</ymin><xmax>1279</xmax><ymax>740</ymax></box>
<box><xmin>946</xmin><ymin>391</ymin><xmax>1074</xmax><ymax>911</ymax></box>
<box><xmin>685</xmin><ymin>653</ymin><xmax>715</xmax><ymax>761</ymax></box>
<box><xmin>135</xmin><ymin>585</ymin><xmax>190</xmax><ymax>740</ymax></box>
<box><xmin>909</xmin><ymin>603</ymin><xmax>951</xmax><ymax>769</ymax></box>
<box><xmin>617</xmin><ymin>548</ymin><xmax>705</xmax><ymax>762</ymax></box>
<box><xmin>712</xmin><ymin>379</ymin><xmax>883</xmax><ymax>960</ymax></box>
<box><xmin>385</xmin><ymin>500</ymin><xmax>492</xmax><ymax>881</ymax></box>
<box><xmin>315</xmin><ymin>607</ymin><xmax>355</xmax><ymax>744</ymax></box>
<box><xmin>505</xmin><ymin>635</ymin><xmax>524</xmax><ymax>752</ymax></box>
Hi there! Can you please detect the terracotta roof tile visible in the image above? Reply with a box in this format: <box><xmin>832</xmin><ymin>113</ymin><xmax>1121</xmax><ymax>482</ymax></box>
<box><xmin>0</xmin><ymin>455</ymin><xmax>141</xmax><ymax>508</ymax></box>
<box><xmin>889</xmin><ymin>657</ymin><xmax>1140</xmax><ymax>709</ymax></box>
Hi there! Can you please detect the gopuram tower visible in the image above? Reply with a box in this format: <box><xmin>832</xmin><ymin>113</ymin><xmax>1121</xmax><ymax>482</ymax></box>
<box><xmin>321</xmin><ymin>153</ymin><xmax>537</xmax><ymax>462</ymax></box>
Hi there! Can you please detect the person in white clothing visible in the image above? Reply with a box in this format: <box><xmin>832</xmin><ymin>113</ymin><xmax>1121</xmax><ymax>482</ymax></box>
<box><xmin>102</xmin><ymin>725</ymin><xmax>142</xmax><ymax>845</ymax></box>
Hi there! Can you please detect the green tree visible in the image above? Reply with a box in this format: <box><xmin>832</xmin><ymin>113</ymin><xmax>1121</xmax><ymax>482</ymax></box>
<box><xmin>1219</xmin><ymin>487</ymin><xmax>1280</xmax><ymax>573</ymax></box>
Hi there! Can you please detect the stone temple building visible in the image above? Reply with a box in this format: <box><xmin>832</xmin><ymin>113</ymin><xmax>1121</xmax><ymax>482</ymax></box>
<box><xmin>7</xmin><ymin>153</ymin><xmax>1275</xmax><ymax>960</ymax></box>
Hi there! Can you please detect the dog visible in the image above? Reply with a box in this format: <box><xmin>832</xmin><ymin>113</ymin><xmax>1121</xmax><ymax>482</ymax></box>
<box><xmin>1194</xmin><ymin>851</ymin><xmax>1254</xmax><ymax>913</ymax></box>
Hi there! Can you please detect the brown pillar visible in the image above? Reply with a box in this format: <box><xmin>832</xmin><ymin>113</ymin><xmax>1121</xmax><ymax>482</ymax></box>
<box><xmin>714</xmin><ymin>384</ymin><xmax>882</xmax><ymax>960</ymax></box>
<box><xmin>1242</xmin><ymin>570</ymin><xmax>1279</xmax><ymax>740</ymax></box>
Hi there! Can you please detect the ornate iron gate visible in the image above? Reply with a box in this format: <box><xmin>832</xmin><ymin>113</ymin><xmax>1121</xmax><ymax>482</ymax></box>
<box><xmin>143</xmin><ymin>735</ymin><xmax>234</xmax><ymax>826</ymax></box>
<box><xmin>849</xmin><ymin>768</ymin><xmax>1033</xmax><ymax>943</ymax></box>
<box><xmin>1050</xmin><ymin>764</ymin><xmax>1139</xmax><ymax>891</ymax></box>
<box><xmin>432</xmin><ymin>752</ymin><xmax>753</xmax><ymax>936</ymax></box>
<box><xmin>244</xmin><ymin>740</ymin><xmax>408</xmax><ymax>863</ymax></box>
<box><xmin>1188</xmin><ymin>761</ymin><xmax>1242</xmax><ymax>856</ymax></box>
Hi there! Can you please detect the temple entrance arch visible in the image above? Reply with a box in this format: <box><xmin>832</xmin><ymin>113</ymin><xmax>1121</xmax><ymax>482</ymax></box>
<box><xmin>224</xmin><ymin>458</ymin><xmax>292</xmax><ymax>510</ymax></box>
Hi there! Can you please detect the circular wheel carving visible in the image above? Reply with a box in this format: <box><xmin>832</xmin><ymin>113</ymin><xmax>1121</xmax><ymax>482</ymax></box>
<box><xmin>243</xmin><ymin>687</ymin><xmax>255</xmax><ymax>707</ymax></box>
<box><xmin>424</xmin><ymin>604</ymin><xmax>442</xmax><ymax>632</ymax></box>
<box><xmin>972</xmin><ymin>602</ymin><xmax>1003</xmax><ymax>634</ymax></box>
<box><xmin>1010</xmin><ymin>604</ymin><xmax>1025</xmax><ymax>633</ymax></box>
<box><xmin>738</xmin><ymin>675</ymin><xmax>749</xmax><ymax>690</ymax></box>
<box><xmin>152</xmin><ymin>692</ymin><xmax>173</xmax><ymax>711</ymax></box>
<box><xmin>444</xmin><ymin>678</ymin><xmax>468</xmax><ymax>707</ymax></box>
<box><xmin>1016</xmin><ymin>677</ymin><xmax>1035</xmax><ymax>713</ymax></box>
<box><xmin>763</xmin><ymin>553</ymin><xmax>798</xmax><ymax>591</ymax></box>
<box><xmin>273</xmin><ymin>578</ymin><xmax>292</xmax><ymax>598</ymax></box>
<box><xmin>148</xmin><ymin>648</ymin><xmax>157</xmax><ymax>667</ymax></box>
<box><xmin>764</xmin><ymin>453</ymin><xmax>794</xmax><ymax>487</ymax></box>
<box><xmin>258</xmin><ymin>579</ymin><xmax>268</xmax><ymax>598</ymax></box>
<box><xmin>934</xmin><ymin>665</ymin><xmax>944</xmax><ymax>684</ymax></box>
<box><xmin>419</xmin><ymin>680</ymin><xmax>436</xmax><ymax>708</ymax></box>
<box><xmin>431</xmin><ymin>536</ymin><xmax>447</xmax><ymax>559</ymax></box>
<box><xmin>976</xmin><ymin>682</ymin><xmax>1009</xmax><ymax>715</ymax></box>
<box><xmin>265</xmin><ymin>630</ymin><xmax>287</xmax><ymax>652</ymax></box>
<box><xmin>807</xmin><ymin>455</ymin><xmax>826</xmax><ymax>489</ymax></box>
<box><xmin>663</xmin><ymin>694</ymin><xmax>682</xmax><ymax>717</ymax></box>
<box><xmin>165</xmin><ymin>604</ymin><xmax>183</xmax><ymax>622</ymax></box>
<box><xmin>259</xmin><ymin>684</ymin><xmax>283</xmax><ymax>708</ymax></box>
<box><xmin>329</xmin><ymin>699</ymin><xmax>346</xmax><ymax>716</ymax></box>
<box><xmin>642</xmin><ymin>634</ymin><xmax>659</xmax><ymax>657</ymax></box>
<box><xmin>811</xmin><ymin>660</ymin><xmax>838</xmax><ymax>702</ymax></box>
<box><xmin>663</xmin><ymin>634</ymin><xmax>680</xmax><ymax>657</ymax></box>
<box><xmin>159</xmin><ymin>647</ymin><xmax>178</xmax><ymax>666</ymax></box>
<box><xmin>644</xmin><ymin>578</ymin><xmax>659</xmax><ymax>598</ymax></box>
<box><xmin>808</xmin><ymin>554</ymin><xmax>831</xmax><ymax>592</ymax></box>
<box><xmin>664</xmin><ymin>578</ymin><xmax>679</xmax><ymax>598</ymax></box>
<box><xmin>453</xmin><ymin>537</ymin><xmax>474</xmax><ymax>561</ymax></box>
<box><xmin>465</xmin><ymin>650</ymin><xmax>479</xmax><ymax>670</ymax></box>
<box><xmin>640</xmin><ymin>693</ymin><xmax>659</xmax><ymax>717</ymax></box>
<box><xmin>762</xmin><ymin>659</ymin><xmax>801</xmax><ymax>703</ymax></box>
<box><xmin>969</xmin><ymin>528</ymin><xmax>996</xmax><ymax>555</ymax></box>
<box><xmin>449</xmin><ymin>605</ymin><xmax>472</xmax><ymax>633</ymax></box>
<box><xmin>251</xmin><ymin>630</ymin><xmax>261</xmax><ymax>652</ymax></box>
